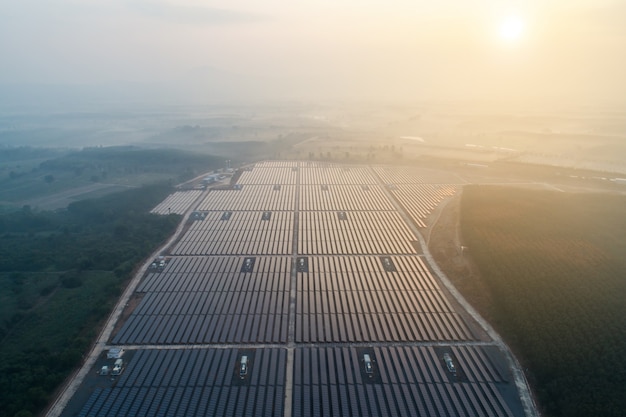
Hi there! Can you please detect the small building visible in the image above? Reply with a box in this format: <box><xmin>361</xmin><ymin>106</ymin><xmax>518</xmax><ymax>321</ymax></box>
<box><xmin>107</xmin><ymin>348</ymin><xmax>124</xmax><ymax>359</ymax></box>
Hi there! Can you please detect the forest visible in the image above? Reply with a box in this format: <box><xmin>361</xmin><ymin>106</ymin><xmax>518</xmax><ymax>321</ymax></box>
<box><xmin>460</xmin><ymin>186</ymin><xmax>626</xmax><ymax>417</ymax></box>
<box><xmin>0</xmin><ymin>184</ymin><xmax>180</xmax><ymax>417</ymax></box>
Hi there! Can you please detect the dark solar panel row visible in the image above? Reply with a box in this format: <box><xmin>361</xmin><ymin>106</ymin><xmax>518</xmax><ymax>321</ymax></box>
<box><xmin>197</xmin><ymin>185</ymin><xmax>297</xmax><ymax>211</ymax></box>
<box><xmin>389</xmin><ymin>184</ymin><xmax>458</xmax><ymax>228</ymax></box>
<box><xmin>296</xmin><ymin>312</ymin><xmax>472</xmax><ymax>343</ymax></box>
<box><xmin>182</xmin><ymin>210</ymin><xmax>294</xmax><ymax>231</ymax></box>
<box><xmin>143</xmin><ymin>256</ymin><xmax>290</xmax><ymax>277</ymax></box>
<box><xmin>77</xmin><ymin>385</ymin><xmax>284</xmax><ymax>417</ymax></box>
<box><xmin>113</xmin><ymin>312</ymin><xmax>288</xmax><ymax>344</ymax></box>
<box><xmin>372</xmin><ymin>166</ymin><xmax>459</xmax><ymax>184</ymax></box>
<box><xmin>299</xmin><ymin>211</ymin><xmax>419</xmax><ymax>255</ymax></box>
<box><xmin>114</xmin><ymin>348</ymin><xmax>286</xmax><ymax>388</ymax></box>
<box><xmin>292</xmin><ymin>346</ymin><xmax>518</xmax><ymax>417</ymax></box>
<box><xmin>299</xmin><ymin>167</ymin><xmax>378</xmax><ymax>184</ymax></box>
<box><xmin>237</xmin><ymin>167</ymin><xmax>297</xmax><ymax>184</ymax></box>
<box><xmin>172</xmin><ymin>211</ymin><xmax>293</xmax><ymax>255</ymax></box>
<box><xmin>139</xmin><ymin>270</ymin><xmax>289</xmax><ymax>293</ymax></box>
<box><xmin>129</xmin><ymin>291</ymin><xmax>289</xmax><ymax>317</ymax></box>
<box><xmin>299</xmin><ymin>185</ymin><xmax>395</xmax><ymax>211</ymax></box>
<box><xmin>300</xmin><ymin>256</ymin><xmax>441</xmax><ymax>291</ymax></box>
<box><xmin>296</xmin><ymin>289</ymin><xmax>454</xmax><ymax>314</ymax></box>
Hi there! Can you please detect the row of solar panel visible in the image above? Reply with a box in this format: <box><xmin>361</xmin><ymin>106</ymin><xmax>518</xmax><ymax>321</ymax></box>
<box><xmin>132</xmin><ymin>291</ymin><xmax>289</xmax><ymax>317</ymax></box>
<box><xmin>112</xmin><ymin>313</ymin><xmax>289</xmax><ymax>344</ymax></box>
<box><xmin>197</xmin><ymin>187</ymin><xmax>296</xmax><ymax>211</ymax></box>
<box><xmin>295</xmin><ymin>312</ymin><xmax>473</xmax><ymax>343</ymax></box>
<box><xmin>298</xmin><ymin>256</ymin><xmax>434</xmax><ymax>280</ymax></box>
<box><xmin>150</xmin><ymin>256</ymin><xmax>290</xmax><ymax>275</ymax></box>
<box><xmin>298</xmin><ymin>167</ymin><xmax>378</xmax><ymax>185</ymax></box>
<box><xmin>77</xmin><ymin>385</ymin><xmax>284</xmax><ymax>417</ymax></box>
<box><xmin>73</xmin><ymin>346</ymin><xmax>517</xmax><ymax>417</ymax></box>
<box><xmin>371</xmin><ymin>166</ymin><xmax>460</xmax><ymax>184</ymax></box>
<box><xmin>186</xmin><ymin>210</ymin><xmax>295</xmax><ymax>228</ymax></box>
<box><xmin>389</xmin><ymin>184</ymin><xmax>457</xmax><ymax>228</ymax></box>
<box><xmin>139</xmin><ymin>271</ymin><xmax>290</xmax><ymax>293</ymax></box>
<box><xmin>295</xmin><ymin>289</ymin><xmax>453</xmax><ymax>314</ymax></box>
<box><xmin>237</xmin><ymin>168</ymin><xmax>298</xmax><ymax>184</ymax></box>
<box><xmin>298</xmin><ymin>185</ymin><xmax>394</xmax><ymax>211</ymax></box>
<box><xmin>292</xmin><ymin>381</ymin><xmax>514</xmax><ymax>417</ymax></box>
<box><xmin>298</xmin><ymin>270</ymin><xmax>441</xmax><ymax>293</ymax></box>
<box><xmin>117</xmin><ymin>349</ymin><xmax>286</xmax><ymax>387</ymax></box>
<box><xmin>146</xmin><ymin>255</ymin><xmax>437</xmax><ymax>288</ymax></box>
<box><xmin>299</xmin><ymin>211</ymin><xmax>414</xmax><ymax>235</ymax></box>
<box><xmin>150</xmin><ymin>190</ymin><xmax>203</xmax><ymax>215</ymax></box>
<box><xmin>298</xmin><ymin>239</ymin><xmax>418</xmax><ymax>255</ymax></box>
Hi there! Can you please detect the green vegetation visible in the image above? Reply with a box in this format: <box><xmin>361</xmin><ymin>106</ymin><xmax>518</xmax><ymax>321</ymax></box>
<box><xmin>460</xmin><ymin>186</ymin><xmax>626</xmax><ymax>417</ymax></box>
<box><xmin>0</xmin><ymin>146</ymin><xmax>225</xmax><ymax>209</ymax></box>
<box><xmin>0</xmin><ymin>184</ymin><xmax>180</xmax><ymax>417</ymax></box>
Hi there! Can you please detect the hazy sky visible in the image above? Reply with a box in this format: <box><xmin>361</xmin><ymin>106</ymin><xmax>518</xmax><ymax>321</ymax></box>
<box><xmin>1</xmin><ymin>0</ymin><xmax>625</xmax><ymax>103</ymax></box>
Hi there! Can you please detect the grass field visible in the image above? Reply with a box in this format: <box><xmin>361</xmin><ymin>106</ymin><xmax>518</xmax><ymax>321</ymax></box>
<box><xmin>460</xmin><ymin>186</ymin><xmax>626</xmax><ymax>417</ymax></box>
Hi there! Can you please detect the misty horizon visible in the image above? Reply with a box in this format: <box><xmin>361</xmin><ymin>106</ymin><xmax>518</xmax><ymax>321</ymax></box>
<box><xmin>1</xmin><ymin>1</ymin><xmax>625</xmax><ymax>106</ymax></box>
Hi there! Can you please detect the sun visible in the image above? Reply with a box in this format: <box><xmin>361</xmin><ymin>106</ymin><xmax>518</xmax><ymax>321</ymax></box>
<box><xmin>497</xmin><ymin>14</ymin><xmax>526</xmax><ymax>44</ymax></box>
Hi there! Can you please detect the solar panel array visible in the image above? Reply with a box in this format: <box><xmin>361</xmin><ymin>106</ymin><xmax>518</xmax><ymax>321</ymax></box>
<box><xmin>150</xmin><ymin>190</ymin><xmax>203</xmax><ymax>215</ymax></box>
<box><xmin>293</xmin><ymin>346</ymin><xmax>516</xmax><ymax>417</ymax></box>
<box><xmin>113</xmin><ymin>257</ymin><xmax>290</xmax><ymax>344</ymax></box>
<box><xmin>296</xmin><ymin>256</ymin><xmax>473</xmax><ymax>343</ymax></box>
<box><xmin>66</xmin><ymin>162</ymin><xmax>526</xmax><ymax>417</ymax></box>
<box><xmin>197</xmin><ymin>185</ymin><xmax>296</xmax><ymax>211</ymax></box>
<box><xmin>387</xmin><ymin>184</ymin><xmax>458</xmax><ymax>227</ymax></box>
<box><xmin>299</xmin><ymin>185</ymin><xmax>394</xmax><ymax>211</ymax></box>
<box><xmin>171</xmin><ymin>211</ymin><xmax>294</xmax><ymax>255</ymax></box>
<box><xmin>76</xmin><ymin>348</ymin><xmax>286</xmax><ymax>417</ymax></box>
<box><xmin>299</xmin><ymin>211</ymin><xmax>419</xmax><ymax>255</ymax></box>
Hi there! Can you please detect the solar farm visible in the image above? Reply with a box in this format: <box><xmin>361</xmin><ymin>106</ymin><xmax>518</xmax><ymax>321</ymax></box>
<box><xmin>62</xmin><ymin>161</ymin><xmax>530</xmax><ymax>417</ymax></box>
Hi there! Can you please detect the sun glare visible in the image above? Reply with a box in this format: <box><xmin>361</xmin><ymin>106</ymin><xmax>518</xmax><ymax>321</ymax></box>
<box><xmin>498</xmin><ymin>14</ymin><xmax>525</xmax><ymax>44</ymax></box>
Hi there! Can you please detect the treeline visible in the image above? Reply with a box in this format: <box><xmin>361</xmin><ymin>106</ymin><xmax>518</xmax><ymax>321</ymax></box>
<box><xmin>460</xmin><ymin>186</ymin><xmax>626</xmax><ymax>417</ymax></box>
<box><xmin>38</xmin><ymin>146</ymin><xmax>225</xmax><ymax>181</ymax></box>
<box><xmin>0</xmin><ymin>184</ymin><xmax>180</xmax><ymax>417</ymax></box>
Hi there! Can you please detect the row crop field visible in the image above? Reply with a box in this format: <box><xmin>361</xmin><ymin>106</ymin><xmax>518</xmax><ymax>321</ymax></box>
<box><xmin>460</xmin><ymin>186</ymin><xmax>626</xmax><ymax>417</ymax></box>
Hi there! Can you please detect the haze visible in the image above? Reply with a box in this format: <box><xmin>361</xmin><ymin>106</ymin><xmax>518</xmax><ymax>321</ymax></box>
<box><xmin>2</xmin><ymin>0</ymin><xmax>625</xmax><ymax>105</ymax></box>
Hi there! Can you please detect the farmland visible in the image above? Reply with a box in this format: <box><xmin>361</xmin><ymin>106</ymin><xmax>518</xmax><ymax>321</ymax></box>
<box><xmin>459</xmin><ymin>186</ymin><xmax>626</xmax><ymax>417</ymax></box>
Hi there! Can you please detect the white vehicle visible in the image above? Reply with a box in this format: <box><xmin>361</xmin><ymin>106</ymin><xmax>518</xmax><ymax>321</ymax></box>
<box><xmin>443</xmin><ymin>353</ymin><xmax>456</xmax><ymax>374</ymax></box>
<box><xmin>363</xmin><ymin>354</ymin><xmax>373</xmax><ymax>374</ymax></box>
<box><xmin>99</xmin><ymin>366</ymin><xmax>110</xmax><ymax>376</ymax></box>
<box><xmin>111</xmin><ymin>359</ymin><xmax>124</xmax><ymax>376</ymax></box>
<box><xmin>240</xmin><ymin>356</ymin><xmax>248</xmax><ymax>378</ymax></box>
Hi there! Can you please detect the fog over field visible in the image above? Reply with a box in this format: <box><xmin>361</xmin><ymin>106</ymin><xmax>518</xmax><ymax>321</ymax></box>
<box><xmin>1</xmin><ymin>3</ymin><xmax>626</xmax><ymax>417</ymax></box>
<box><xmin>2</xmin><ymin>1</ymin><xmax>625</xmax><ymax>172</ymax></box>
